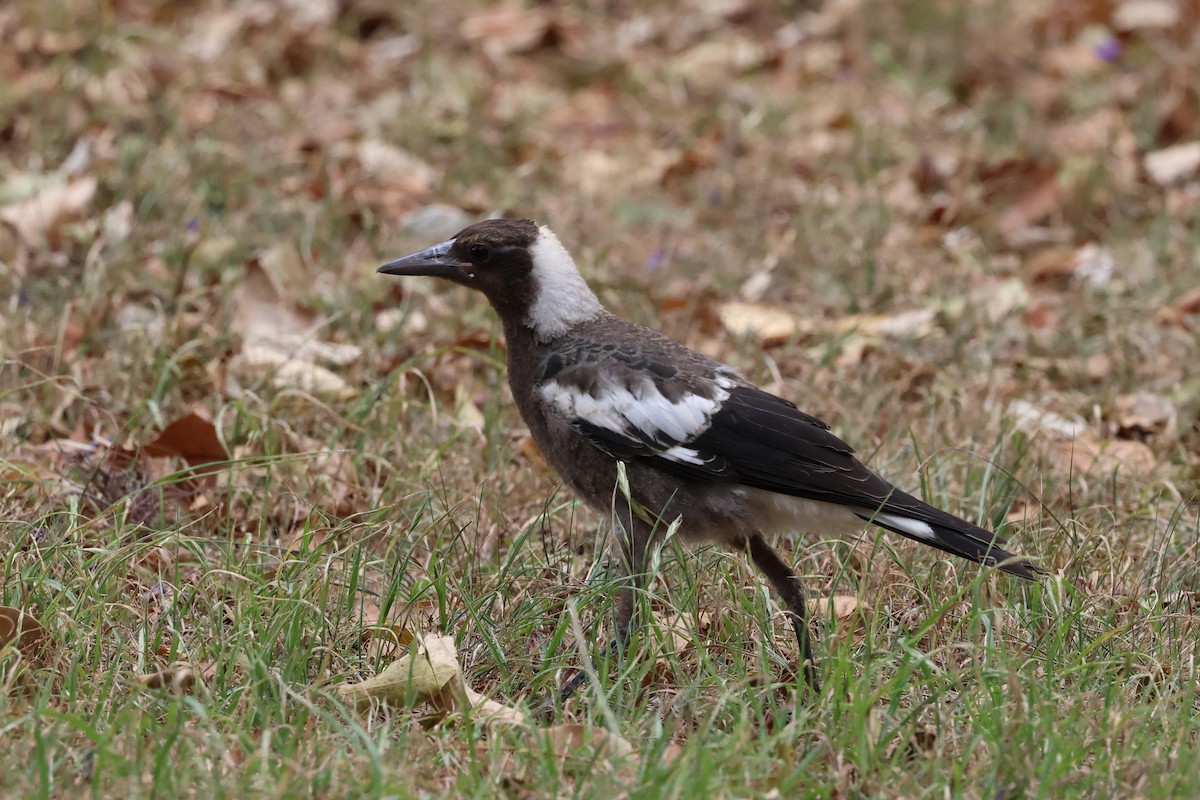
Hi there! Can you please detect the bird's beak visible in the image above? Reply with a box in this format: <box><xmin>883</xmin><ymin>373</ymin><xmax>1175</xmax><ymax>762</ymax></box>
<box><xmin>377</xmin><ymin>239</ymin><xmax>469</xmax><ymax>278</ymax></box>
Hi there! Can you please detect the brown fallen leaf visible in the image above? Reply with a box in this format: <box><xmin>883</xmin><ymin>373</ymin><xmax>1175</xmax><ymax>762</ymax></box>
<box><xmin>137</xmin><ymin>661</ymin><xmax>208</xmax><ymax>692</ymax></box>
<box><xmin>143</xmin><ymin>412</ymin><xmax>229</xmax><ymax>469</ymax></box>
<box><xmin>1156</xmin><ymin>286</ymin><xmax>1200</xmax><ymax>328</ymax></box>
<box><xmin>0</xmin><ymin>607</ymin><xmax>47</xmax><ymax>655</ymax></box>
<box><xmin>999</xmin><ymin>172</ymin><xmax>1062</xmax><ymax>241</ymax></box>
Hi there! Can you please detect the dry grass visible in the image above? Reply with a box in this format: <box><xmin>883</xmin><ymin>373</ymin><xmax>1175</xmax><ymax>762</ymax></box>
<box><xmin>2</xmin><ymin>0</ymin><xmax>1199</xmax><ymax>797</ymax></box>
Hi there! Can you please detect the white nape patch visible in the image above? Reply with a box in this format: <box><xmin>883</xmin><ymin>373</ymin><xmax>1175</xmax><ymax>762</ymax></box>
<box><xmin>526</xmin><ymin>226</ymin><xmax>604</xmax><ymax>340</ymax></box>
<box><xmin>871</xmin><ymin>512</ymin><xmax>937</xmax><ymax>542</ymax></box>
<box><xmin>541</xmin><ymin>374</ymin><xmax>730</xmax><ymax>454</ymax></box>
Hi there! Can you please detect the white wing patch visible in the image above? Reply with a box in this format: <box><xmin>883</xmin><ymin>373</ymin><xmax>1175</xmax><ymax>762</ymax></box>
<box><xmin>871</xmin><ymin>512</ymin><xmax>937</xmax><ymax>542</ymax></box>
<box><xmin>541</xmin><ymin>373</ymin><xmax>731</xmax><ymax>462</ymax></box>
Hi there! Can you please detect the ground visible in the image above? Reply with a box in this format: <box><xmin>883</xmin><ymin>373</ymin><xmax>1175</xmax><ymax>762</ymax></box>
<box><xmin>2</xmin><ymin>0</ymin><xmax>1200</xmax><ymax>797</ymax></box>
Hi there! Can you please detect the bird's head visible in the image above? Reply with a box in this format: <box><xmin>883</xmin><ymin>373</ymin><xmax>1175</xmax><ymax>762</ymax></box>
<box><xmin>379</xmin><ymin>218</ymin><xmax>603</xmax><ymax>340</ymax></box>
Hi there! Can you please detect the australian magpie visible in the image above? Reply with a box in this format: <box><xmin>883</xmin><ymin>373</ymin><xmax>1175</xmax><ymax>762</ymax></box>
<box><xmin>379</xmin><ymin>218</ymin><xmax>1043</xmax><ymax>695</ymax></box>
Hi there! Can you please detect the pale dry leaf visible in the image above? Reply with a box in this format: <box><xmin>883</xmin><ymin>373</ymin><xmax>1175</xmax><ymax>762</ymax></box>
<box><xmin>971</xmin><ymin>277</ymin><xmax>1029</xmax><ymax>322</ymax></box>
<box><xmin>255</xmin><ymin>242</ymin><xmax>311</xmax><ymax>300</ymax></box>
<box><xmin>460</xmin><ymin>5</ymin><xmax>553</xmax><ymax>56</ymax></box>
<box><xmin>0</xmin><ymin>175</ymin><xmax>97</xmax><ymax>246</ymax></box>
<box><xmin>1144</xmin><ymin>142</ymin><xmax>1200</xmax><ymax>186</ymax></box>
<box><xmin>233</xmin><ymin>260</ymin><xmax>317</xmax><ymax>344</ymax></box>
<box><xmin>1052</xmin><ymin>437</ymin><xmax>1157</xmax><ymax>476</ymax></box>
<box><xmin>338</xmin><ymin>634</ymin><xmax>460</xmax><ymax>711</ymax></box>
<box><xmin>400</xmin><ymin>204</ymin><xmax>471</xmax><ymax>239</ymax></box>
<box><xmin>356</xmin><ymin>140</ymin><xmax>438</xmax><ymax>194</ymax></box>
<box><xmin>102</xmin><ymin>199</ymin><xmax>134</xmax><ymax>244</ymax></box>
<box><xmin>812</xmin><ymin>595</ymin><xmax>866</xmax><ymax>620</ymax></box>
<box><xmin>280</xmin><ymin>0</ymin><xmax>337</xmax><ymax>28</ymax></box>
<box><xmin>1009</xmin><ymin>399</ymin><xmax>1089</xmax><ymax>440</ymax></box>
<box><xmin>182</xmin><ymin>8</ymin><xmax>245</xmax><ymax>61</ymax></box>
<box><xmin>453</xmin><ymin>385</ymin><xmax>486</xmax><ymax>436</ymax></box>
<box><xmin>231</xmin><ymin>259</ymin><xmax>362</xmax><ymax>390</ymax></box>
<box><xmin>461</xmin><ymin>686</ymin><xmax>527</xmax><ymax>726</ymax></box>
<box><xmin>542</xmin><ymin>724</ymin><xmax>634</xmax><ymax>761</ymax></box>
<box><xmin>717</xmin><ymin>301</ymin><xmax>809</xmax><ymax>346</ymax></box>
<box><xmin>234</xmin><ymin>345</ymin><xmax>356</xmax><ymax>398</ymax></box>
<box><xmin>374</xmin><ymin>307</ymin><xmax>427</xmax><ymax>336</ymax></box>
<box><xmin>1113</xmin><ymin>0</ymin><xmax>1180</xmax><ymax>30</ymax></box>
<box><xmin>338</xmin><ymin>633</ymin><xmax>526</xmax><ymax>725</ymax></box>
<box><xmin>833</xmin><ymin>307</ymin><xmax>938</xmax><ymax>339</ymax></box>
<box><xmin>668</xmin><ymin>37</ymin><xmax>769</xmax><ymax>88</ymax></box>
<box><xmin>1113</xmin><ymin>392</ymin><xmax>1176</xmax><ymax>438</ymax></box>
<box><xmin>1073</xmin><ymin>243</ymin><xmax>1115</xmax><ymax>288</ymax></box>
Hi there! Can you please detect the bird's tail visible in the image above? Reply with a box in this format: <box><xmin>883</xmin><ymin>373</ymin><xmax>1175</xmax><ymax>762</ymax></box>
<box><xmin>855</xmin><ymin>495</ymin><xmax>1044</xmax><ymax>580</ymax></box>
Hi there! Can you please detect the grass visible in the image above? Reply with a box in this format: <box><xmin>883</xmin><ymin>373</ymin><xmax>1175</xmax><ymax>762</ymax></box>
<box><xmin>3</xmin><ymin>0</ymin><xmax>1200</xmax><ymax>797</ymax></box>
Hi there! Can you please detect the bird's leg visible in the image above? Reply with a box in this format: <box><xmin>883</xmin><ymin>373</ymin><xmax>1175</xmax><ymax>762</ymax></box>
<box><xmin>746</xmin><ymin>534</ymin><xmax>821</xmax><ymax>694</ymax></box>
<box><xmin>555</xmin><ymin>502</ymin><xmax>651</xmax><ymax>705</ymax></box>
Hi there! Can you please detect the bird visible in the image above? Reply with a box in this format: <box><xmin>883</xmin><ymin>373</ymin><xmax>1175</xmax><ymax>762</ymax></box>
<box><xmin>378</xmin><ymin>218</ymin><xmax>1043</xmax><ymax>697</ymax></box>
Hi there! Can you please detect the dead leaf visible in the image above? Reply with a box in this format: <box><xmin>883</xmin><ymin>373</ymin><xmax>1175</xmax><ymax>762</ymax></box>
<box><xmin>668</xmin><ymin>36</ymin><xmax>770</xmax><ymax>88</ymax></box>
<box><xmin>1156</xmin><ymin>286</ymin><xmax>1200</xmax><ymax>327</ymax></box>
<box><xmin>1053</xmin><ymin>437</ymin><xmax>1157</xmax><ymax>476</ymax></box>
<box><xmin>143</xmin><ymin>412</ymin><xmax>229</xmax><ymax>468</ymax></box>
<box><xmin>356</xmin><ymin>140</ymin><xmax>438</xmax><ymax>195</ymax></box>
<box><xmin>1072</xmin><ymin>244</ymin><xmax>1115</xmax><ymax>288</ymax></box>
<box><xmin>461</xmin><ymin>5</ymin><xmax>554</xmax><ymax>56</ymax></box>
<box><xmin>0</xmin><ymin>175</ymin><xmax>97</xmax><ymax>246</ymax></box>
<box><xmin>716</xmin><ymin>301</ymin><xmax>808</xmax><ymax>347</ymax></box>
<box><xmin>1009</xmin><ymin>399</ymin><xmax>1089</xmax><ymax>440</ymax></box>
<box><xmin>230</xmin><ymin>257</ymin><xmax>362</xmax><ymax>397</ymax></box>
<box><xmin>233</xmin><ymin>344</ymin><xmax>357</xmax><ymax>398</ymax></box>
<box><xmin>542</xmin><ymin>724</ymin><xmax>634</xmax><ymax>761</ymax></box>
<box><xmin>812</xmin><ymin>595</ymin><xmax>866</xmax><ymax>620</ymax></box>
<box><xmin>1144</xmin><ymin>142</ymin><xmax>1200</xmax><ymax>186</ymax></box>
<box><xmin>1113</xmin><ymin>392</ymin><xmax>1176</xmax><ymax>438</ymax></box>
<box><xmin>833</xmin><ymin>308</ymin><xmax>938</xmax><ymax>339</ymax></box>
<box><xmin>0</xmin><ymin>607</ymin><xmax>47</xmax><ymax>655</ymax></box>
<box><xmin>1113</xmin><ymin>0</ymin><xmax>1181</xmax><ymax>30</ymax></box>
<box><xmin>233</xmin><ymin>257</ymin><xmax>317</xmax><ymax>346</ymax></box>
<box><xmin>1027</xmin><ymin>246</ymin><xmax>1080</xmax><ymax>287</ymax></box>
<box><xmin>999</xmin><ymin>172</ymin><xmax>1062</xmax><ymax>241</ymax></box>
<box><xmin>338</xmin><ymin>633</ymin><xmax>526</xmax><ymax>726</ymax></box>
<box><xmin>137</xmin><ymin>661</ymin><xmax>207</xmax><ymax>692</ymax></box>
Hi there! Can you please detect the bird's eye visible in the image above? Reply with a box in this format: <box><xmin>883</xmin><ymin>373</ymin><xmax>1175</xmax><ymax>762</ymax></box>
<box><xmin>468</xmin><ymin>244</ymin><xmax>491</xmax><ymax>263</ymax></box>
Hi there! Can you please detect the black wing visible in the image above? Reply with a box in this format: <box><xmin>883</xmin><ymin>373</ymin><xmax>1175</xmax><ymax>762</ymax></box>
<box><xmin>540</xmin><ymin>349</ymin><xmax>1040</xmax><ymax>580</ymax></box>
